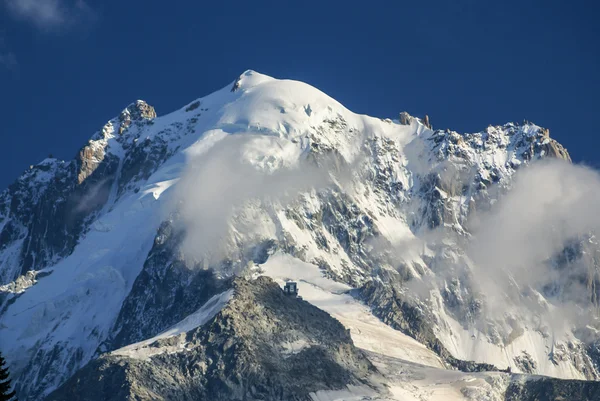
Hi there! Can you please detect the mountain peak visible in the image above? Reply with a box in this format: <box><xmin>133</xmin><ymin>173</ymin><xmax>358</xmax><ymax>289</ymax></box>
<box><xmin>118</xmin><ymin>100</ymin><xmax>156</xmax><ymax>133</ymax></box>
<box><xmin>230</xmin><ymin>69</ymin><xmax>274</xmax><ymax>92</ymax></box>
<box><xmin>1</xmin><ymin>71</ymin><xmax>593</xmax><ymax>401</ymax></box>
<box><xmin>119</xmin><ymin>100</ymin><xmax>156</xmax><ymax>121</ymax></box>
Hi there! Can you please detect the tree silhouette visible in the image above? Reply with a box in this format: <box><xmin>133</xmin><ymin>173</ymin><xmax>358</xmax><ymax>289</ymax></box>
<box><xmin>0</xmin><ymin>352</ymin><xmax>16</xmax><ymax>401</ymax></box>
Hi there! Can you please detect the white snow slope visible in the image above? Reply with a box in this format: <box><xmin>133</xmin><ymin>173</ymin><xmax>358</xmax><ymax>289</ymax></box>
<box><xmin>111</xmin><ymin>289</ymin><xmax>233</xmax><ymax>360</ymax></box>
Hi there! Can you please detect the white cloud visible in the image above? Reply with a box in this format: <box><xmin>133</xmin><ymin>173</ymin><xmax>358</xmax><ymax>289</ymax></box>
<box><xmin>463</xmin><ymin>160</ymin><xmax>600</xmax><ymax>332</ymax></box>
<box><xmin>4</xmin><ymin>0</ymin><xmax>95</xmax><ymax>31</ymax></box>
<box><xmin>170</xmin><ymin>134</ymin><xmax>338</xmax><ymax>269</ymax></box>
<box><xmin>469</xmin><ymin>161</ymin><xmax>600</xmax><ymax>288</ymax></box>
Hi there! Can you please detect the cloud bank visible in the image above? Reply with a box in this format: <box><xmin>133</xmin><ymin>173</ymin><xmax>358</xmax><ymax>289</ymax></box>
<box><xmin>4</xmin><ymin>0</ymin><xmax>95</xmax><ymax>31</ymax></box>
<box><xmin>466</xmin><ymin>160</ymin><xmax>600</xmax><ymax>326</ymax></box>
<box><xmin>172</xmin><ymin>134</ymin><xmax>336</xmax><ymax>268</ymax></box>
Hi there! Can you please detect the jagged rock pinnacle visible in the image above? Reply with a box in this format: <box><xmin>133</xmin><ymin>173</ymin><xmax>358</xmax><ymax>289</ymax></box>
<box><xmin>399</xmin><ymin>111</ymin><xmax>413</xmax><ymax>125</ymax></box>
<box><xmin>422</xmin><ymin>114</ymin><xmax>432</xmax><ymax>129</ymax></box>
<box><xmin>118</xmin><ymin>100</ymin><xmax>156</xmax><ymax>135</ymax></box>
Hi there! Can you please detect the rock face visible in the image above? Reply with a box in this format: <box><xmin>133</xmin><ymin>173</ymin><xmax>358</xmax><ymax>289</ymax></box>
<box><xmin>117</xmin><ymin>100</ymin><xmax>156</xmax><ymax>135</ymax></box>
<box><xmin>0</xmin><ymin>155</ymin><xmax>118</xmax><ymax>285</ymax></box>
<box><xmin>504</xmin><ymin>376</ymin><xmax>600</xmax><ymax>401</ymax></box>
<box><xmin>409</xmin><ymin>122</ymin><xmax>572</xmax><ymax>232</ymax></box>
<box><xmin>47</xmin><ymin>277</ymin><xmax>376</xmax><ymax>401</ymax></box>
<box><xmin>422</xmin><ymin>114</ymin><xmax>432</xmax><ymax>129</ymax></box>
<box><xmin>399</xmin><ymin>111</ymin><xmax>413</xmax><ymax>125</ymax></box>
<box><xmin>0</xmin><ymin>99</ymin><xmax>167</xmax><ymax>287</ymax></box>
<box><xmin>107</xmin><ymin>219</ymin><xmax>228</xmax><ymax>350</ymax></box>
<box><xmin>358</xmin><ymin>279</ymin><xmax>502</xmax><ymax>373</ymax></box>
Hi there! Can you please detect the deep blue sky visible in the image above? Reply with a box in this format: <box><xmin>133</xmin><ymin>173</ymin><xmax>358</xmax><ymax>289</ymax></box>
<box><xmin>0</xmin><ymin>0</ymin><xmax>598</xmax><ymax>189</ymax></box>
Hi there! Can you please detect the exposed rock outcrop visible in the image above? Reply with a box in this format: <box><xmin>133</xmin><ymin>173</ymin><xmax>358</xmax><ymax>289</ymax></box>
<box><xmin>422</xmin><ymin>114</ymin><xmax>432</xmax><ymax>129</ymax></box>
<box><xmin>107</xmin><ymin>219</ymin><xmax>228</xmax><ymax>350</ymax></box>
<box><xmin>118</xmin><ymin>100</ymin><xmax>156</xmax><ymax>135</ymax></box>
<box><xmin>48</xmin><ymin>277</ymin><xmax>377</xmax><ymax>401</ymax></box>
<box><xmin>504</xmin><ymin>376</ymin><xmax>600</xmax><ymax>401</ymax></box>
<box><xmin>0</xmin><ymin>155</ymin><xmax>119</xmax><ymax>283</ymax></box>
<box><xmin>0</xmin><ymin>99</ymin><xmax>166</xmax><ymax>285</ymax></box>
<box><xmin>358</xmin><ymin>279</ymin><xmax>500</xmax><ymax>373</ymax></box>
<box><xmin>399</xmin><ymin>111</ymin><xmax>413</xmax><ymax>125</ymax></box>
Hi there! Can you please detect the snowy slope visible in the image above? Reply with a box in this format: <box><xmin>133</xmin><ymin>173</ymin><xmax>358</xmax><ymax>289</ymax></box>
<box><xmin>260</xmin><ymin>252</ymin><xmax>444</xmax><ymax>369</ymax></box>
<box><xmin>0</xmin><ymin>70</ymin><xmax>597</xmax><ymax>400</ymax></box>
<box><xmin>111</xmin><ymin>289</ymin><xmax>233</xmax><ymax>360</ymax></box>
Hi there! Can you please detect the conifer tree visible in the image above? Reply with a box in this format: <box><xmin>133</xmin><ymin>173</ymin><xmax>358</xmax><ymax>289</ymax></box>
<box><xmin>0</xmin><ymin>352</ymin><xmax>16</xmax><ymax>401</ymax></box>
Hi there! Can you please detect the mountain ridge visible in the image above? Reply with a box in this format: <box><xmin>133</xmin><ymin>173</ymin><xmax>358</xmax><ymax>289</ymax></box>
<box><xmin>1</xmin><ymin>70</ymin><xmax>598</xmax><ymax>401</ymax></box>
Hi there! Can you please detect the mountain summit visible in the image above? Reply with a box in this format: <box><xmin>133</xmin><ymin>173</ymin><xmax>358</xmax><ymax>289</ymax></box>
<box><xmin>0</xmin><ymin>71</ymin><xmax>598</xmax><ymax>401</ymax></box>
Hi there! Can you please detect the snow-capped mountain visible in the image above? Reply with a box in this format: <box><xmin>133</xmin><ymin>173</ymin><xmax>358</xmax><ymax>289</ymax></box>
<box><xmin>1</xmin><ymin>70</ymin><xmax>599</xmax><ymax>401</ymax></box>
